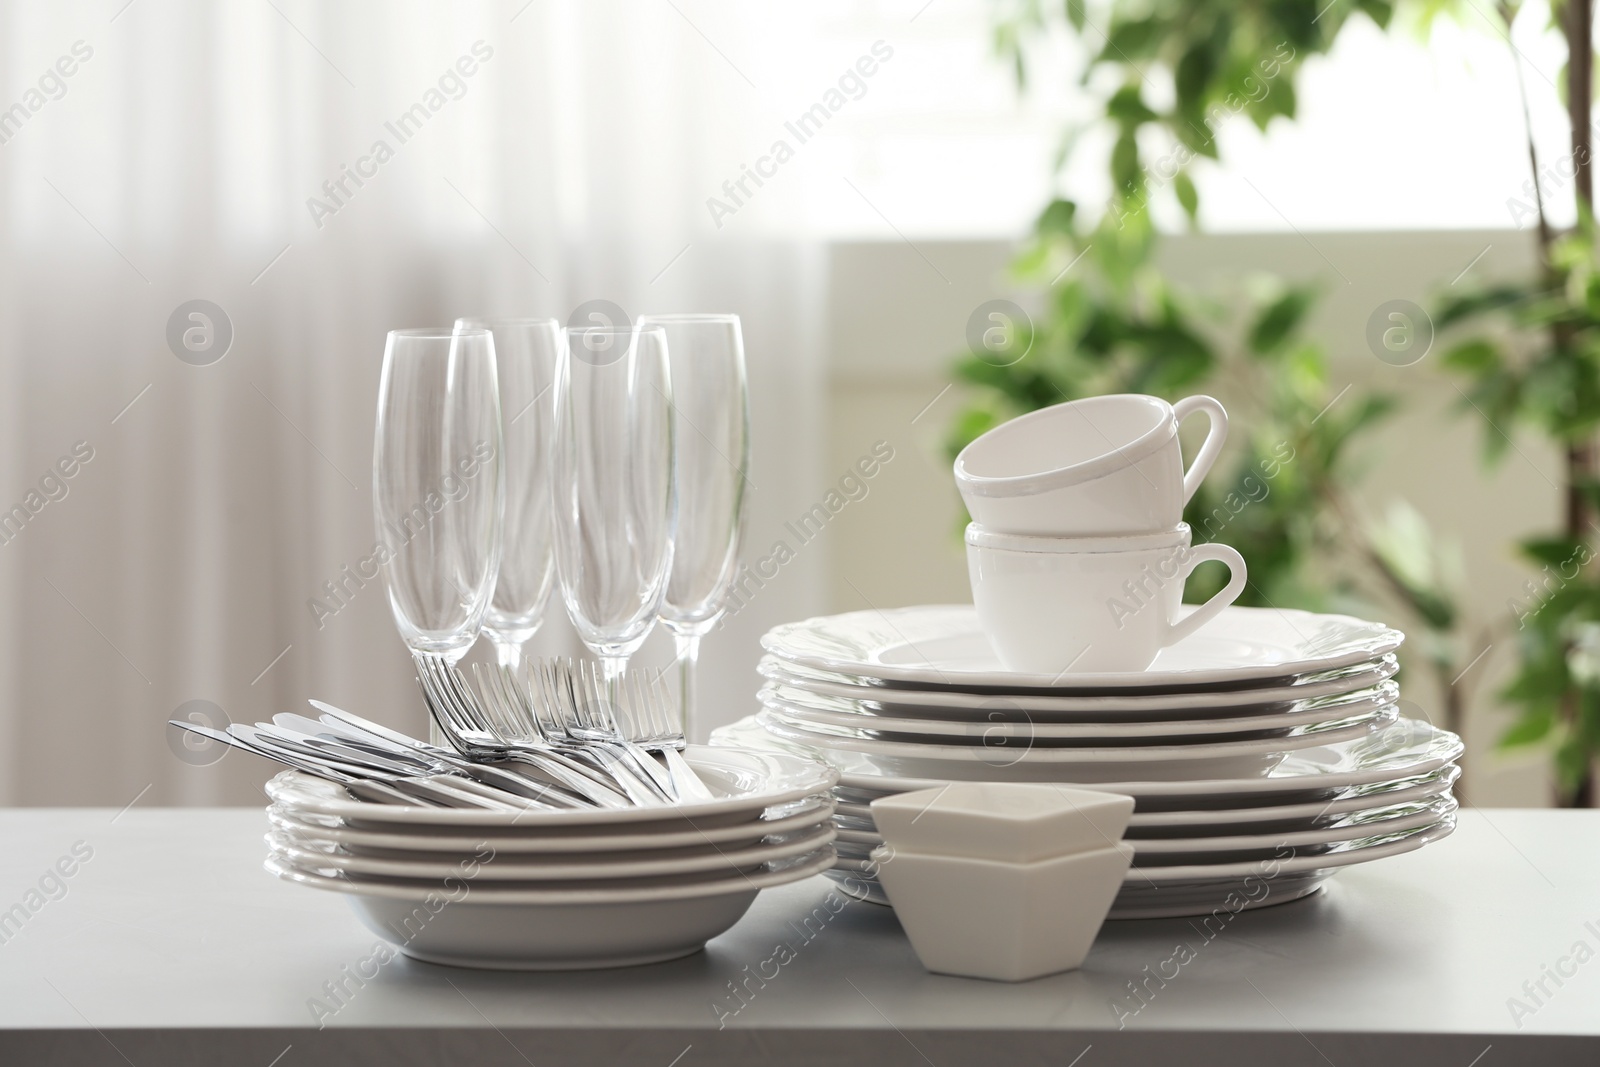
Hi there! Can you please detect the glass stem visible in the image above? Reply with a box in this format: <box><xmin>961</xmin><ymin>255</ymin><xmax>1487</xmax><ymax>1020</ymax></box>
<box><xmin>600</xmin><ymin>655</ymin><xmax>627</xmax><ymax>708</ymax></box>
<box><xmin>494</xmin><ymin>639</ymin><xmax>522</xmax><ymax>673</ymax></box>
<box><xmin>673</xmin><ymin>632</ymin><xmax>701</xmax><ymax>741</ymax></box>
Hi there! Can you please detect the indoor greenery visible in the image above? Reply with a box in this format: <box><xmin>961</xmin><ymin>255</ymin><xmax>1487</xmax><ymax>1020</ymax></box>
<box><xmin>1432</xmin><ymin>0</ymin><xmax>1600</xmax><ymax>806</ymax></box>
<box><xmin>948</xmin><ymin>1</ymin><xmax>1488</xmax><ymax>792</ymax></box>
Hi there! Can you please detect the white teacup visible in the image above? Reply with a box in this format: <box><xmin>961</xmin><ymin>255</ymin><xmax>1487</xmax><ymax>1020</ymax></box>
<box><xmin>954</xmin><ymin>394</ymin><xmax>1228</xmax><ymax>536</ymax></box>
<box><xmin>965</xmin><ymin>522</ymin><xmax>1247</xmax><ymax>675</ymax></box>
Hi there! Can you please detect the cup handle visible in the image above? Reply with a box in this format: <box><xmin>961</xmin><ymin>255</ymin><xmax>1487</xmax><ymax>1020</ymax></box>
<box><xmin>1163</xmin><ymin>542</ymin><xmax>1248</xmax><ymax>648</ymax></box>
<box><xmin>1173</xmin><ymin>395</ymin><xmax>1228</xmax><ymax>505</ymax></box>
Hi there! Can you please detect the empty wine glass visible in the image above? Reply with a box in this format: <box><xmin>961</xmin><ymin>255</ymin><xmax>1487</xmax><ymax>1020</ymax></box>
<box><xmin>638</xmin><ymin>314</ymin><xmax>749</xmax><ymax>739</ymax></box>
<box><xmin>455</xmin><ymin>317</ymin><xmax>560</xmax><ymax>672</ymax></box>
<box><xmin>373</xmin><ymin>328</ymin><xmax>504</xmax><ymax>663</ymax></box>
<box><xmin>552</xmin><ymin>324</ymin><xmax>675</xmax><ymax>686</ymax></box>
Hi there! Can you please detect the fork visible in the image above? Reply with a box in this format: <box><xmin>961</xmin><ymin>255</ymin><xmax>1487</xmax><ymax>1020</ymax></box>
<box><xmin>545</xmin><ymin>660</ymin><xmax>715</xmax><ymax>803</ymax></box>
<box><xmin>618</xmin><ymin>667</ymin><xmax>717</xmax><ymax>803</ymax></box>
<box><xmin>472</xmin><ymin>661</ymin><xmax>672</xmax><ymax>806</ymax></box>
<box><xmin>524</xmin><ymin>659</ymin><xmax>682</xmax><ymax>802</ymax></box>
<box><xmin>414</xmin><ymin>654</ymin><xmax>638</xmax><ymax>809</ymax></box>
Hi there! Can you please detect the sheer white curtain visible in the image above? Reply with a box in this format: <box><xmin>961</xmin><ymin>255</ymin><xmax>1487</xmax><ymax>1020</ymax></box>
<box><xmin>0</xmin><ymin>0</ymin><xmax>828</xmax><ymax>805</ymax></box>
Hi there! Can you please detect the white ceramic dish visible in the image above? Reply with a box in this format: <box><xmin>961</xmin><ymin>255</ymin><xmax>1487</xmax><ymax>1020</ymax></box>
<box><xmin>875</xmin><ymin>842</ymin><xmax>1136</xmax><ymax>981</ymax></box>
<box><xmin>953</xmin><ymin>393</ymin><xmax>1228</xmax><ymax>536</ymax></box>
<box><xmin>825</xmin><ymin>865</ymin><xmax>1335</xmax><ymax>918</ymax></box>
<box><xmin>833</xmin><ymin>764</ymin><xmax>1459</xmax><ymax>832</ymax></box>
<box><xmin>870</xmin><ymin>783</ymin><xmax>1134</xmax><ymax>863</ymax></box>
<box><xmin>754</xmin><ymin>704</ymin><xmax>1396</xmax><ymax>777</ymax></box>
<box><xmin>760</xmin><ymin>605</ymin><xmax>1404</xmax><ymax>691</ymax></box>
<box><xmin>267</xmin><ymin>795</ymin><xmax>834</xmax><ymax>855</ymax></box>
<box><xmin>835</xmin><ymin>815</ymin><xmax>1454</xmax><ymax>886</ymax></box>
<box><xmin>761</xmin><ymin>681</ymin><xmax>1401</xmax><ymax>740</ymax></box>
<box><xmin>758</xmin><ymin>655</ymin><xmax>1400</xmax><ymax>716</ymax></box>
<box><xmin>755</xmin><ymin>652</ymin><xmax>1395</xmax><ymax>716</ymax></box>
<box><xmin>713</xmin><ymin>716</ymin><xmax>1463</xmax><ymax>804</ymax></box>
<box><xmin>263</xmin><ymin>848</ymin><xmax>834</xmax><ymax>970</ymax></box>
<box><xmin>263</xmin><ymin>746</ymin><xmax>836</xmax><ymax>829</ymax></box>
<box><xmin>836</xmin><ymin>797</ymin><xmax>1455</xmax><ymax>861</ymax></box>
<box><xmin>265</xmin><ymin>822</ymin><xmax>836</xmax><ymax>881</ymax></box>
<box><xmin>966</xmin><ymin>522</ymin><xmax>1247</xmax><ymax>674</ymax></box>
<box><xmin>267</xmin><ymin>843</ymin><xmax>836</xmax><ymax>903</ymax></box>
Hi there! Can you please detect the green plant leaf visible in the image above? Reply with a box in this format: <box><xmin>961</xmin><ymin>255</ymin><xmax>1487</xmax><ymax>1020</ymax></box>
<box><xmin>1499</xmin><ymin>707</ymin><xmax>1556</xmax><ymax>747</ymax></box>
<box><xmin>1356</xmin><ymin>0</ymin><xmax>1395</xmax><ymax>28</ymax></box>
<box><xmin>1174</xmin><ymin>40</ymin><xmax>1218</xmax><ymax>113</ymax></box>
<box><xmin>1519</xmin><ymin>536</ymin><xmax>1589</xmax><ymax>569</ymax></box>
<box><xmin>1064</xmin><ymin>0</ymin><xmax>1087</xmax><ymax>32</ymax></box>
<box><xmin>1098</xmin><ymin>16</ymin><xmax>1163</xmax><ymax>61</ymax></box>
<box><xmin>1174</xmin><ymin>171</ymin><xmax>1199</xmax><ymax>224</ymax></box>
<box><xmin>1107</xmin><ymin>85</ymin><xmax>1158</xmax><ymax>126</ymax></box>
<box><xmin>1249</xmin><ymin>287</ymin><xmax>1317</xmax><ymax>354</ymax></box>
<box><xmin>1441</xmin><ymin>339</ymin><xmax>1502</xmax><ymax>376</ymax></box>
<box><xmin>1435</xmin><ymin>285</ymin><xmax>1535</xmax><ymax>329</ymax></box>
<box><xmin>1035</xmin><ymin>198</ymin><xmax>1077</xmax><ymax>236</ymax></box>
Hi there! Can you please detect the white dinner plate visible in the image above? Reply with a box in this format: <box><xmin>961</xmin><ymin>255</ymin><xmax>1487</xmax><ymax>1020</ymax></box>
<box><xmin>753</xmin><ymin>704</ymin><xmax>1397</xmax><ymax>782</ymax></box>
<box><xmin>265</xmin><ymin>848</ymin><xmax>837</xmax><ymax>970</ymax></box>
<box><xmin>266</xmin><ymin>822</ymin><xmax>837</xmax><ymax>881</ymax></box>
<box><xmin>831</xmin><ymin>764</ymin><xmax>1459</xmax><ymax>833</ymax></box>
<box><xmin>826</xmin><ymin>865</ymin><xmax>1335</xmax><ymax>919</ymax></box>
<box><xmin>266</xmin><ymin>843</ymin><xmax>836</xmax><ymax>904</ymax></box>
<box><xmin>713</xmin><ymin>716</ymin><xmax>1463</xmax><ymax>804</ymax></box>
<box><xmin>830</xmin><ymin>815</ymin><xmax>1454</xmax><ymax>886</ymax></box>
<box><xmin>761</xmin><ymin>681</ymin><xmax>1401</xmax><ymax>740</ymax></box>
<box><xmin>831</xmin><ymin>797</ymin><xmax>1455</xmax><ymax>862</ymax></box>
<box><xmin>263</xmin><ymin>746</ymin><xmax>836</xmax><ymax>829</ymax></box>
<box><xmin>760</xmin><ymin>655</ymin><xmax>1400</xmax><ymax>717</ymax></box>
<box><xmin>268</xmin><ymin>795</ymin><xmax>835</xmax><ymax>855</ymax></box>
<box><xmin>761</xmin><ymin>605</ymin><xmax>1404</xmax><ymax>691</ymax></box>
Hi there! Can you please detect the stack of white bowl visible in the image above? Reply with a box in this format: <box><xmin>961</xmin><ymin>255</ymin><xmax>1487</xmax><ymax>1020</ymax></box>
<box><xmin>712</xmin><ymin>393</ymin><xmax>1461</xmax><ymax>919</ymax></box>
<box><xmin>262</xmin><ymin>745</ymin><xmax>838</xmax><ymax>970</ymax></box>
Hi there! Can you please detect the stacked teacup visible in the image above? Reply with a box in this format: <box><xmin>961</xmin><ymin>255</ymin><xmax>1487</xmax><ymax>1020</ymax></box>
<box><xmin>954</xmin><ymin>394</ymin><xmax>1246</xmax><ymax>674</ymax></box>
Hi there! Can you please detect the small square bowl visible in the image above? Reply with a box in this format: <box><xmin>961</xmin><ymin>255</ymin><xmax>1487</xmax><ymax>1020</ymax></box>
<box><xmin>870</xmin><ymin>783</ymin><xmax>1134</xmax><ymax>863</ymax></box>
<box><xmin>873</xmin><ymin>842</ymin><xmax>1134</xmax><ymax>981</ymax></box>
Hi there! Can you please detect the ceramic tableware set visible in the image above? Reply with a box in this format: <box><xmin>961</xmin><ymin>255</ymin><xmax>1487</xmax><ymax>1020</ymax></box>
<box><xmin>260</xmin><ymin>743</ymin><xmax>838</xmax><ymax>970</ymax></box>
<box><xmin>714</xmin><ymin>393</ymin><xmax>1462</xmax><ymax>932</ymax></box>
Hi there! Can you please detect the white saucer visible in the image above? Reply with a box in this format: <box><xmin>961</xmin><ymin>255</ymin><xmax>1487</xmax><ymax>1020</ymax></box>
<box><xmin>761</xmin><ymin>605</ymin><xmax>1404</xmax><ymax>690</ymax></box>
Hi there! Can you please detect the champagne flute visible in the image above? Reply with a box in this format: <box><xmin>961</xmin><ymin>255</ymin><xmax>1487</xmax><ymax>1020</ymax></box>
<box><xmin>372</xmin><ymin>327</ymin><xmax>504</xmax><ymax>665</ymax></box>
<box><xmin>638</xmin><ymin>314</ymin><xmax>749</xmax><ymax>740</ymax></box>
<box><xmin>455</xmin><ymin>317</ymin><xmax>560</xmax><ymax>672</ymax></box>
<box><xmin>551</xmin><ymin>324</ymin><xmax>675</xmax><ymax>688</ymax></box>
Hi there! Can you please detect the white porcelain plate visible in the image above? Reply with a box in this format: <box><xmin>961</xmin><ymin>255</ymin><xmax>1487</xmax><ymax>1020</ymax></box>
<box><xmin>713</xmin><ymin>716</ymin><xmax>1463</xmax><ymax>804</ymax></box>
<box><xmin>266</xmin><ymin>843</ymin><xmax>836</xmax><ymax>904</ymax></box>
<box><xmin>831</xmin><ymin>797</ymin><xmax>1455</xmax><ymax>861</ymax></box>
<box><xmin>754</xmin><ymin>704</ymin><xmax>1397</xmax><ymax>773</ymax></box>
<box><xmin>263</xmin><ymin>746</ymin><xmax>836</xmax><ymax>829</ymax></box>
<box><xmin>265</xmin><ymin>821</ymin><xmax>837</xmax><ymax>881</ymax></box>
<box><xmin>759</xmin><ymin>656</ymin><xmax>1399</xmax><ymax>718</ymax></box>
<box><xmin>832</xmin><ymin>764</ymin><xmax>1459</xmax><ymax>832</ymax></box>
<box><xmin>761</xmin><ymin>605</ymin><xmax>1404</xmax><ymax>691</ymax></box>
<box><xmin>761</xmin><ymin>681</ymin><xmax>1401</xmax><ymax>740</ymax></box>
<box><xmin>268</xmin><ymin>795</ymin><xmax>835</xmax><ymax>855</ymax></box>
<box><xmin>263</xmin><ymin>848</ymin><xmax>836</xmax><ymax>970</ymax></box>
<box><xmin>831</xmin><ymin>815</ymin><xmax>1454</xmax><ymax>886</ymax></box>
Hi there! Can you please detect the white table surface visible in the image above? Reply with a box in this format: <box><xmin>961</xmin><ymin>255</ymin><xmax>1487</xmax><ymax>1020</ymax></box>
<box><xmin>0</xmin><ymin>807</ymin><xmax>1595</xmax><ymax>1065</ymax></box>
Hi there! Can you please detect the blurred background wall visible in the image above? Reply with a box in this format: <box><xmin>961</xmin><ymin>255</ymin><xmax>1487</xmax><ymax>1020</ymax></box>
<box><xmin>0</xmin><ymin>0</ymin><xmax>1568</xmax><ymax>807</ymax></box>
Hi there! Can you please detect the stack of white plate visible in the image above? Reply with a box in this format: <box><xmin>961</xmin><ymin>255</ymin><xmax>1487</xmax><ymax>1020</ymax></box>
<box><xmin>713</xmin><ymin>604</ymin><xmax>1462</xmax><ymax>919</ymax></box>
<box><xmin>262</xmin><ymin>746</ymin><xmax>838</xmax><ymax>969</ymax></box>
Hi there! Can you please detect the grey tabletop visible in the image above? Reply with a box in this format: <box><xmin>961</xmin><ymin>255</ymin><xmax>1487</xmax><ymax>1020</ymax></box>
<box><xmin>0</xmin><ymin>807</ymin><xmax>1595</xmax><ymax>1066</ymax></box>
